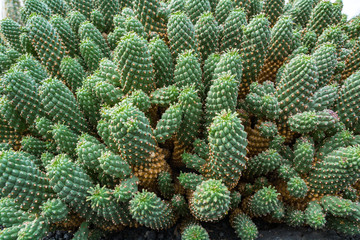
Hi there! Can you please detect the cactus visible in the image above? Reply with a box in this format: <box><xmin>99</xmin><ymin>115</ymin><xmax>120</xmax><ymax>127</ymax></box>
<box><xmin>1</xmin><ymin>1</ymin><xmax>360</xmax><ymax>238</ymax></box>
<box><xmin>189</xmin><ymin>179</ymin><xmax>231</xmax><ymax>221</ymax></box>
<box><xmin>114</xmin><ymin>32</ymin><xmax>155</xmax><ymax>94</ymax></box>
<box><xmin>182</xmin><ymin>224</ymin><xmax>210</xmax><ymax>240</ymax></box>
<box><xmin>167</xmin><ymin>11</ymin><xmax>199</xmax><ymax>61</ymax></box>
<box><xmin>129</xmin><ymin>190</ymin><xmax>175</xmax><ymax>230</ymax></box>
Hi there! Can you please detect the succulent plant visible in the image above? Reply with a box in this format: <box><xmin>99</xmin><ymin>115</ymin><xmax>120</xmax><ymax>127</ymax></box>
<box><xmin>0</xmin><ymin>0</ymin><xmax>360</xmax><ymax>238</ymax></box>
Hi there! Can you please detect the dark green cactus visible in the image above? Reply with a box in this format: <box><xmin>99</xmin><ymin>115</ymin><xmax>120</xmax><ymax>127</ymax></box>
<box><xmin>263</xmin><ymin>0</ymin><xmax>284</xmax><ymax>27</ymax></box>
<box><xmin>0</xmin><ymin>18</ymin><xmax>22</xmax><ymax>53</ymax></box>
<box><xmin>0</xmin><ymin>150</ymin><xmax>54</xmax><ymax>212</ymax></box>
<box><xmin>167</xmin><ymin>11</ymin><xmax>199</xmax><ymax>61</ymax></box>
<box><xmin>220</xmin><ymin>8</ymin><xmax>247</xmax><ymax>52</ymax></box>
<box><xmin>204</xmin><ymin>110</ymin><xmax>247</xmax><ymax>188</ymax></box>
<box><xmin>182</xmin><ymin>224</ymin><xmax>210</xmax><ymax>240</ymax></box>
<box><xmin>40</xmin><ymin>198</ymin><xmax>69</xmax><ymax>223</ymax></box>
<box><xmin>98</xmin><ymin>150</ymin><xmax>132</xmax><ymax>179</ymax></box>
<box><xmin>189</xmin><ymin>179</ymin><xmax>231</xmax><ymax>222</ymax></box>
<box><xmin>174</xmin><ymin>50</ymin><xmax>204</xmax><ymax>96</ymax></box>
<box><xmin>39</xmin><ymin>78</ymin><xmax>89</xmax><ymax>134</ymax></box>
<box><xmin>177</xmin><ymin>85</ymin><xmax>203</xmax><ymax>145</ymax></box>
<box><xmin>215</xmin><ymin>0</ymin><xmax>234</xmax><ymax>26</ymax></box>
<box><xmin>69</xmin><ymin>0</ymin><xmax>93</xmax><ymax>19</ymax></box>
<box><xmin>21</xmin><ymin>0</ymin><xmax>52</xmax><ymax>23</ymax></box>
<box><xmin>205</xmin><ymin>73</ymin><xmax>239</xmax><ymax>126</ymax></box>
<box><xmin>129</xmin><ymin>190</ymin><xmax>175</xmax><ymax>230</ymax></box>
<box><xmin>249</xmin><ymin>186</ymin><xmax>280</xmax><ymax>217</ymax></box>
<box><xmin>46</xmin><ymin>154</ymin><xmax>94</xmax><ymax>219</ymax></box>
<box><xmin>50</xmin><ymin>15</ymin><xmax>79</xmax><ymax>57</ymax></box>
<box><xmin>185</xmin><ymin>0</ymin><xmax>211</xmax><ymax>25</ymax></box>
<box><xmin>133</xmin><ymin>0</ymin><xmax>168</xmax><ymax>38</ymax></box>
<box><xmin>195</xmin><ymin>12</ymin><xmax>219</xmax><ymax>63</ymax></box>
<box><xmin>230</xmin><ymin>210</ymin><xmax>258</xmax><ymax>240</ymax></box>
<box><xmin>154</xmin><ymin>103</ymin><xmax>182</xmax><ymax>143</ymax></box>
<box><xmin>27</xmin><ymin>15</ymin><xmax>67</xmax><ymax>78</ymax></box>
<box><xmin>305</xmin><ymin>201</ymin><xmax>326</xmax><ymax>229</ymax></box>
<box><xmin>240</xmin><ymin>14</ymin><xmax>270</xmax><ymax>97</ymax></box>
<box><xmin>114</xmin><ymin>32</ymin><xmax>155</xmax><ymax>94</ymax></box>
<box><xmin>149</xmin><ymin>36</ymin><xmax>175</xmax><ymax>88</ymax></box>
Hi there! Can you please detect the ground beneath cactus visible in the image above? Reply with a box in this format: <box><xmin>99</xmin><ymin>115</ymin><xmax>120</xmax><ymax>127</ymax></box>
<box><xmin>105</xmin><ymin>217</ymin><xmax>360</xmax><ymax>240</ymax></box>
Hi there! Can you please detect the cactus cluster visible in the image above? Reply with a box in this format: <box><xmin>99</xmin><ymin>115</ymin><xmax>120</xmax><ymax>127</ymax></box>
<box><xmin>1</xmin><ymin>0</ymin><xmax>360</xmax><ymax>239</ymax></box>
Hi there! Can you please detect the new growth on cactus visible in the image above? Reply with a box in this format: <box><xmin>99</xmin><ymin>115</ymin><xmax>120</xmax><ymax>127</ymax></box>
<box><xmin>0</xmin><ymin>0</ymin><xmax>360</xmax><ymax>239</ymax></box>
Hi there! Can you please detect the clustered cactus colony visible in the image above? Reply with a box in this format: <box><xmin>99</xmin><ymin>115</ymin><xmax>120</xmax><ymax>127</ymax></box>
<box><xmin>0</xmin><ymin>0</ymin><xmax>360</xmax><ymax>239</ymax></box>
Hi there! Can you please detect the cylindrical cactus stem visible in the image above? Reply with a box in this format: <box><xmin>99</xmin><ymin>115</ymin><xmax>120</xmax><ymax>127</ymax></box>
<box><xmin>276</xmin><ymin>54</ymin><xmax>318</xmax><ymax>121</ymax></box>
<box><xmin>311</xmin><ymin>43</ymin><xmax>337</xmax><ymax>89</ymax></box>
<box><xmin>181</xmin><ymin>223</ymin><xmax>210</xmax><ymax>240</ymax></box>
<box><xmin>0</xmin><ymin>150</ymin><xmax>54</xmax><ymax>212</ymax></box>
<box><xmin>257</xmin><ymin>16</ymin><xmax>296</xmax><ymax>84</ymax></box>
<box><xmin>177</xmin><ymin>85</ymin><xmax>203</xmax><ymax>146</ymax></box>
<box><xmin>52</xmin><ymin>123</ymin><xmax>79</xmax><ymax>157</ymax></box>
<box><xmin>263</xmin><ymin>0</ymin><xmax>285</xmax><ymax>27</ymax></box>
<box><xmin>0</xmin><ymin>18</ymin><xmax>23</xmax><ymax>53</ymax></box>
<box><xmin>335</xmin><ymin>70</ymin><xmax>360</xmax><ymax>131</ymax></box>
<box><xmin>79</xmin><ymin>38</ymin><xmax>104</xmax><ymax>72</ymax></box>
<box><xmin>230</xmin><ymin>209</ymin><xmax>258</xmax><ymax>240</ymax></box>
<box><xmin>341</xmin><ymin>37</ymin><xmax>360</xmax><ymax>81</ymax></box>
<box><xmin>204</xmin><ymin>110</ymin><xmax>247</xmax><ymax>189</ymax></box>
<box><xmin>21</xmin><ymin>0</ymin><xmax>52</xmax><ymax>23</ymax></box>
<box><xmin>189</xmin><ymin>179</ymin><xmax>231</xmax><ymax>222</ymax></box>
<box><xmin>245</xmin><ymin>149</ymin><xmax>282</xmax><ymax>177</ymax></box>
<box><xmin>60</xmin><ymin>56</ymin><xmax>85</xmax><ymax>92</ymax></box>
<box><xmin>27</xmin><ymin>15</ymin><xmax>67</xmax><ymax>78</ymax></box>
<box><xmin>50</xmin><ymin>15</ymin><xmax>79</xmax><ymax>57</ymax></box>
<box><xmin>0</xmin><ymin>96</ymin><xmax>27</xmax><ymax>132</ymax></box>
<box><xmin>76</xmin><ymin>85</ymin><xmax>101</xmax><ymax>127</ymax></box>
<box><xmin>308</xmin><ymin>84</ymin><xmax>338</xmax><ymax>111</ymax></box>
<box><xmin>17</xmin><ymin>217</ymin><xmax>50</xmax><ymax>240</ymax></box>
<box><xmin>15</xmin><ymin>54</ymin><xmax>48</xmax><ymax>84</ymax></box>
<box><xmin>98</xmin><ymin>150</ymin><xmax>132</xmax><ymax>180</ymax></box>
<box><xmin>167</xmin><ymin>11</ymin><xmax>199</xmax><ymax>62</ymax></box>
<box><xmin>215</xmin><ymin>0</ymin><xmax>234</xmax><ymax>26</ymax></box>
<box><xmin>114</xmin><ymin>32</ymin><xmax>156</xmax><ymax>95</ymax></box>
<box><xmin>149</xmin><ymin>36</ymin><xmax>175</xmax><ymax>88</ymax></box>
<box><xmin>2</xmin><ymin>71</ymin><xmax>45</xmax><ymax>126</ymax></box>
<box><xmin>46</xmin><ymin>154</ymin><xmax>95</xmax><ymax>219</ymax></box>
<box><xmin>195</xmin><ymin>12</ymin><xmax>219</xmax><ymax>63</ymax></box>
<box><xmin>107</xmin><ymin>102</ymin><xmax>156</xmax><ymax>166</ymax></box>
<box><xmin>129</xmin><ymin>190</ymin><xmax>176</xmax><ymax>230</ymax></box>
<box><xmin>69</xmin><ymin>0</ymin><xmax>93</xmax><ymax>20</ymax></box>
<box><xmin>87</xmin><ymin>185</ymin><xmax>133</xmax><ymax>226</ymax></box>
<box><xmin>205</xmin><ymin>73</ymin><xmax>239</xmax><ymax>127</ymax></box>
<box><xmin>305</xmin><ymin>201</ymin><xmax>326</xmax><ymax>229</ymax></box>
<box><xmin>239</xmin><ymin>14</ymin><xmax>271</xmax><ymax>98</ymax></box>
<box><xmin>220</xmin><ymin>8</ymin><xmax>247</xmax><ymax>52</ymax></box>
<box><xmin>78</xmin><ymin>21</ymin><xmax>110</xmax><ymax>57</ymax></box>
<box><xmin>185</xmin><ymin>0</ymin><xmax>211</xmax><ymax>25</ymax></box>
<box><xmin>39</xmin><ymin>78</ymin><xmax>89</xmax><ymax>134</ymax></box>
<box><xmin>307</xmin><ymin>146</ymin><xmax>360</xmax><ymax>196</ymax></box>
<box><xmin>249</xmin><ymin>186</ymin><xmax>281</xmax><ymax>217</ymax></box>
<box><xmin>92</xmin><ymin>0</ymin><xmax>119</xmax><ymax>32</ymax></box>
<box><xmin>133</xmin><ymin>0</ymin><xmax>168</xmax><ymax>38</ymax></box>
<box><xmin>76</xmin><ymin>133</ymin><xmax>106</xmax><ymax>173</ymax></box>
<box><xmin>0</xmin><ymin>197</ymin><xmax>35</xmax><ymax>228</ymax></box>
<box><xmin>66</xmin><ymin>11</ymin><xmax>87</xmax><ymax>35</ymax></box>
<box><xmin>43</xmin><ymin>0</ymin><xmax>69</xmax><ymax>17</ymax></box>
<box><xmin>154</xmin><ymin>103</ymin><xmax>183</xmax><ymax>143</ymax></box>
<box><xmin>40</xmin><ymin>198</ymin><xmax>69</xmax><ymax>224</ymax></box>
<box><xmin>293</xmin><ymin>137</ymin><xmax>314</xmax><ymax>175</ymax></box>
<box><xmin>174</xmin><ymin>50</ymin><xmax>204</xmax><ymax>97</ymax></box>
